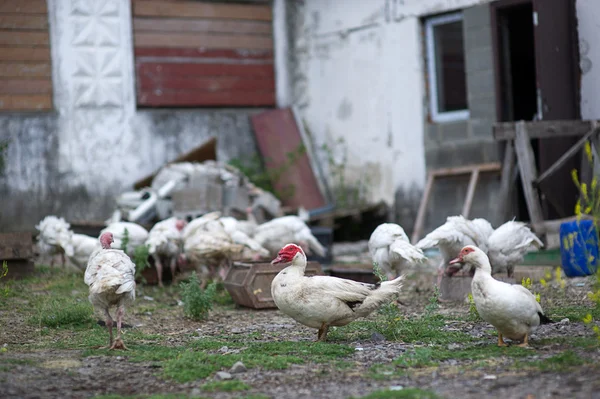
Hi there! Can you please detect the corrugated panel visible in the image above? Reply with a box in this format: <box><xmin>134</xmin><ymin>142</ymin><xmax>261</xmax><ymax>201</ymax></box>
<box><xmin>132</xmin><ymin>0</ymin><xmax>275</xmax><ymax>108</ymax></box>
<box><xmin>0</xmin><ymin>0</ymin><xmax>52</xmax><ymax>111</ymax></box>
<box><xmin>251</xmin><ymin>108</ymin><xmax>327</xmax><ymax>210</ymax></box>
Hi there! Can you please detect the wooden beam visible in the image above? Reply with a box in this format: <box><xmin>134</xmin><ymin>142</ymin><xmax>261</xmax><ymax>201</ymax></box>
<box><xmin>430</xmin><ymin>162</ymin><xmax>501</xmax><ymax>177</ymax></box>
<box><xmin>493</xmin><ymin>120</ymin><xmax>598</xmax><ymax>141</ymax></box>
<box><xmin>534</xmin><ymin>126</ymin><xmax>600</xmax><ymax>187</ymax></box>
<box><xmin>462</xmin><ymin>169</ymin><xmax>480</xmax><ymax>219</ymax></box>
<box><xmin>514</xmin><ymin>121</ymin><xmax>545</xmax><ymax>228</ymax></box>
<box><xmin>498</xmin><ymin>141</ymin><xmax>516</xmax><ymax>220</ymax></box>
<box><xmin>411</xmin><ymin>172</ymin><xmax>435</xmax><ymax>244</ymax></box>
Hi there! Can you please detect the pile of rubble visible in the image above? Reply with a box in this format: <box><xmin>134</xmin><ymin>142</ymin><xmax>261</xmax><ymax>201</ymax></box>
<box><xmin>108</xmin><ymin>161</ymin><xmax>283</xmax><ymax>225</ymax></box>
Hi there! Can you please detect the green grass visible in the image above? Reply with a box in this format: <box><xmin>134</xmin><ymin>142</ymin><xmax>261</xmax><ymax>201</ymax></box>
<box><xmin>354</xmin><ymin>388</ymin><xmax>440</xmax><ymax>399</ymax></box>
<box><xmin>330</xmin><ymin>314</ymin><xmax>475</xmax><ymax>345</ymax></box>
<box><xmin>162</xmin><ymin>340</ymin><xmax>354</xmax><ymax>382</ymax></box>
<box><xmin>31</xmin><ymin>299</ymin><xmax>93</xmax><ymax>328</ymax></box>
<box><xmin>547</xmin><ymin>305</ymin><xmax>600</xmax><ymax>321</ymax></box>
<box><xmin>200</xmin><ymin>380</ymin><xmax>251</xmax><ymax>392</ymax></box>
<box><xmin>179</xmin><ymin>273</ymin><xmax>216</xmax><ymax>321</ymax></box>
<box><xmin>515</xmin><ymin>350</ymin><xmax>587</xmax><ymax>372</ymax></box>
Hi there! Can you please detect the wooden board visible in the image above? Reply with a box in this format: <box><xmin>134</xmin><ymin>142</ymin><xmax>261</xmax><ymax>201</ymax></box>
<box><xmin>0</xmin><ymin>94</ymin><xmax>52</xmax><ymax>110</ymax></box>
<box><xmin>0</xmin><ymin>0</ymin><xmax>53</xmax><ymax>111</ymax></box>
<box><xmin>138</xmin><ymin>90</ymin><xmax>275</xmax><ymax>107</ymax></box>
<box><xmin>0</xmin><ymin>0</ymin><xmax>47</xmax><ymax>14</ymax></box>
<box><xmin>0</xmin><ymin>232</ymin><xmax>34</xmax><ymax>260</ymax></box>
<box><xmin>0</xmin><ymin>63</ymin><xmax>51</xmax><ymax>78</ymax></box>
<box><xmin>138</xmin><ymin>75</ymin><xmax>275</xmax><ymax>92</ymax></box>
<box><xmin>0</xmin><ymin>79</ymin><xmax>52</xmax><ymax>94</ymax></box>
<box><xmin>494</xmin><ymin>120</ymin><xmax>597</xmax><ymax>140</ymax></box>
<box><xmin>133</xmin><ymin>0</ymin><xmax>272</xmax><ymax>21</ymax></box>
<box><xmin>134</xmin><ymin>32</ymin><xmax>272</xmax><ymax>50</ymax></box>
<box><xmin>0</xmin><ymin>47</ymin><xmax>51</xmax><ymax>61</ymax></box>
<box><xmin>251</xmin><ymin>108</ymin><xmax>327</xmax><ymax>210</ymax></box>
<box><xmin>133</xmin><ymin>18</ymin><xmax>272</xmax><ymax>35</ymax></box>
<box><xmin>0</xmin><ymin>31</ymin><xmax>49</xmax><ymax>46</ymax></box>
<box><xmin>0</xmin><ymin>15</ymin><xmax>48</xmax><ymax>29</ymax></box>
<box><xmin>514</xmin><ymin>121</ymin><xmax>545</xmax><ymax>227</ymax></box>
<box><xmin>135</xmin><ymin>48</ymin><xmax>273</xmax><ymax>60</ymax></box>
<box><xmin>132</xmin><ymin>0</ymin><xmax>274</xmax><ymax>108</ymax></box>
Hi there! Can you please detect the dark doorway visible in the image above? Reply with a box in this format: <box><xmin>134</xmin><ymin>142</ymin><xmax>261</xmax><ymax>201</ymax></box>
<box><xmin>495</xmin><ymin>2</ymin><xmax>537</xmax><ymax>122</ymax></box>
<box><xmin>492</xmin><ymin>0</ymin><xmax>538</xmax><ymax>221</ymax></box>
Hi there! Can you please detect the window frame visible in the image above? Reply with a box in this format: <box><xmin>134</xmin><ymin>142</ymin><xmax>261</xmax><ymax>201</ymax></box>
<box><xmin>425</xmin><ymin>12</ymin><xmax>469</xmax><ymax>123</ymax></box>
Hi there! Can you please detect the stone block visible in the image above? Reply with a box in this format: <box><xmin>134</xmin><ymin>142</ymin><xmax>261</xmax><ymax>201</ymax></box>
<box><xmin>438</xmin><ymin>120</ymin><xmax>469</xmax><ymax>141</ymax></box>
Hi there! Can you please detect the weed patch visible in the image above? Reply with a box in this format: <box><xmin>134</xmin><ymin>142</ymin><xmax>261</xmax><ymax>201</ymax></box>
<box><xmin>354</xmin><ymin>388</ymin><xmax>440</xmax><ymax>399</ymax></box>
<box><xmin>180</xmin><ymin>273</ymin><xmax>216</xmax><ymax>320</ymax></box>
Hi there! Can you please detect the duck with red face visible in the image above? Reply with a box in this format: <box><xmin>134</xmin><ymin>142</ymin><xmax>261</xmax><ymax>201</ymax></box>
<box><xmin>271</xmin><ymin>243</ymin><xmax>405</xmax><ymax>341</ymax></box>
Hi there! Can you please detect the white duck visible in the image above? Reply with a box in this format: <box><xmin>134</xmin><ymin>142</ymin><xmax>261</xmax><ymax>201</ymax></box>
<box><xmin>416</xmin><ymin>215</ymin><xmax>491</xmax><ymax>285</ymax></box>
<box><xmin>253</xmin><ymin>216</ymin><xmax>326</xmax><ymax>258</ymax></box>
<box><xmin>145</xmin><ymin>217</ymin><xmax>187</xmax><ymax>287</ymax></box>
<box><xmin>100</xmin><ymin>222</ymin><xmax>149</xmax><ymax>257</ymax></box>
<box><xmin>219</xmin><ymin>216</ymin><xmax>269</xmax><ymax>260</ymax></box>
<box><xmin>450</xmin><ymin>245</ymin><xmax>553</xmax><ymax>347</ymax></box>
<box><xmin>68</xmin><ymin>233</ymin><xmax>102</xmax><ymax>270</ymax></box>
<box><xmin>368</xmin><ymin>223</ymin><xmax>427</xmax><ymax>279</ymax></box>
<box><xmin>84</xmin><ymin>232</ymin><xmax>136</xmax><ymax>350</ymax></box>
<box><xmin>271</xmin><ymin>243</ymin><xmax>405</xmax><ymax>341</ymax></box>
<box><xmin>183</xmin><ymin>220</ymin><xmax>244</xmax><ymax>284</ymax></box>
<box><xmin>182</xmin><ymin>211</ymin><xmax>222</xmax><ymax>242</ymax></box>
<box><xmin>486</xmin><ymin>221</ymin><xmax>543</xmax><ymax>278</ymax></box>
<box><xmin>35</xmin><ymin>215</ymin><xmax>74</xmax><ymax>267</ymax></box>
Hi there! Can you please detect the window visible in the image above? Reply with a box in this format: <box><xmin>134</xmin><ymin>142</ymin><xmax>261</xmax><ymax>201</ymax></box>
<box><xmin>0</xmin><ymin>0</ymin><xmax>53</xmax><ymax>111</ymax></box>
<box><xmin>132</xmin><ymin>0</ymin><xmax>275</xmax><ymax>108</ymax></box>
<box><xmin>425</xmin><ymin>12</ymin><xmax>468</xmax><ymax>123</ymax></box>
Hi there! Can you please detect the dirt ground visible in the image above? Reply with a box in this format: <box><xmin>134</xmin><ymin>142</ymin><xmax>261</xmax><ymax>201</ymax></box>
<box><xmin>0</xmin><ymin>262</ymin><xmax>599</xmax><ymax>399</ymax></box>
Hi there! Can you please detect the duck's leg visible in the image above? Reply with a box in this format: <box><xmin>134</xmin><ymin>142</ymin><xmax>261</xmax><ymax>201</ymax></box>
<box><xmin>317</xmin><ymin>323</ymin><xmax>329</xmax><ymax>342</ymax></box>
<box><xmin>497</xmin><ymin>332</ymin><xmax>508</xmax><ymax>347</ymax></box>
<box><xmin>109</xmin><ymin>305</ymin><xmax>128</xmax><ymax>350</ymax></box>
<box><xmin>517</xmin><ymin>334</ymin><xmax>529</xmax><ymax>348</ymax></box>
<box><xmin>154</xmin><ymin>254</ymin><xmax>165</xmax><ymax>288</ymax></box>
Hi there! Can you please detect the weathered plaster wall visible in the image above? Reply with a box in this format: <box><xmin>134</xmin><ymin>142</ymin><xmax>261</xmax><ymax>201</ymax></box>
<box><xmin>576</xmin><ymin>0</ymin><xmax>600</xmax><ymax>120</ymax></box>
<box><xmin>287</xmin><ymin>0</ymin><xmax>496</xmax><ymax>229</ymax></box>
<box><xmin>0</xmin><ymin>0</ymin><xmax>260</xmax><ymax>231</ymax></box>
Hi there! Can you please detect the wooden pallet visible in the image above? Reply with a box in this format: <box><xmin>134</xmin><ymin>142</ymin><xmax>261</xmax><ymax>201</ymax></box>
<box><xmin>494</xmin><ymin>120</ymin><xmax>600</xmax><ymax>239</ymax></box>
<box><xmin>411</xmin><ymin>163</ymin><xmax>502</xmax><ymax>244</ymax></box>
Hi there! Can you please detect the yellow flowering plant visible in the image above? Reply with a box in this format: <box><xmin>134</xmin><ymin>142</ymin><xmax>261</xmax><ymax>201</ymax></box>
<box><xmin>569</xmin><ymin>139</ymin><xmax>600</xmax><ymax>339</ymax></box>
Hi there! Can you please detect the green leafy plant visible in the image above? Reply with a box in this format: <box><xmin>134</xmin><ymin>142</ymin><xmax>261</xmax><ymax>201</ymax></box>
<box><xmin>179</xmin><ymin>272</ymin><xmax>216</xmax><ymax>320</ymax></box>
<box><xmin>133</xmin><ymin>244</ymin><xmax>151</xmax><ymax>282</ymax></box>
<box><xmin>467</xmin><ymin>293</ymin><xmax>481</xmax><ymax>321</ymax></box>
<box><xmin>0</xmin><ymin>261</ymin><xmax>9</xmax><ymax>297</ymax></box>
<box><xmin>121</xmin><ymin>228</ymin><xmax>130</xmax><ymax>255</ymax></box>
<box><xmin>0</xmin><ymin>139</ymin><xmax>8</xmax><ymax>175</ymax></box>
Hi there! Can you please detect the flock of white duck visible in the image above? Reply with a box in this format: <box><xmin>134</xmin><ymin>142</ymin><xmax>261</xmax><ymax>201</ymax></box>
<box><xmin>35</xmin><ymin>213</ymin><xmax>551</xmax><ymax>349</ymax></box>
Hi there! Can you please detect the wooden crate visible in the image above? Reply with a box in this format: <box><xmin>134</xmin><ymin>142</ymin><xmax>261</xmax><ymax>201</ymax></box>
<box><xmin>224</xmin><ymin>260</ymin><xmax>323</xmax><ymax>309</ymax></box>
<box><xmin>0</xmin><ymin>232</ymin><xmax>35</xmax><ymax>279</ymax></box>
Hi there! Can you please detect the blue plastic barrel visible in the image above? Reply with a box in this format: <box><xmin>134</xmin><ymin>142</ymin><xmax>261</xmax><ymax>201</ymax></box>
<box><xmin>559</xmin><ymin>219</ymin><xmax>599</xmax><ymax>277</ymax></box>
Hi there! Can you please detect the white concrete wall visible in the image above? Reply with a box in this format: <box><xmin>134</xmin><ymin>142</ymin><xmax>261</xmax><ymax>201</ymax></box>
<box><xmin>576</xmin><ymin>0</ymin><xmax>600</xmax><ymax>120</ymax></box>
<box><xmin>288</xmin><ymin>0</ymin><xmax>495</xmax><ymax>207</ymax></box>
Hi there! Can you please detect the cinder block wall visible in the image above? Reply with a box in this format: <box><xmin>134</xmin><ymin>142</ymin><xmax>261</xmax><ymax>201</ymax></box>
<box><xmin>423</xmin><ymin>3</ymin><xmax>503</xmax><ymax>233</ymax></box>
